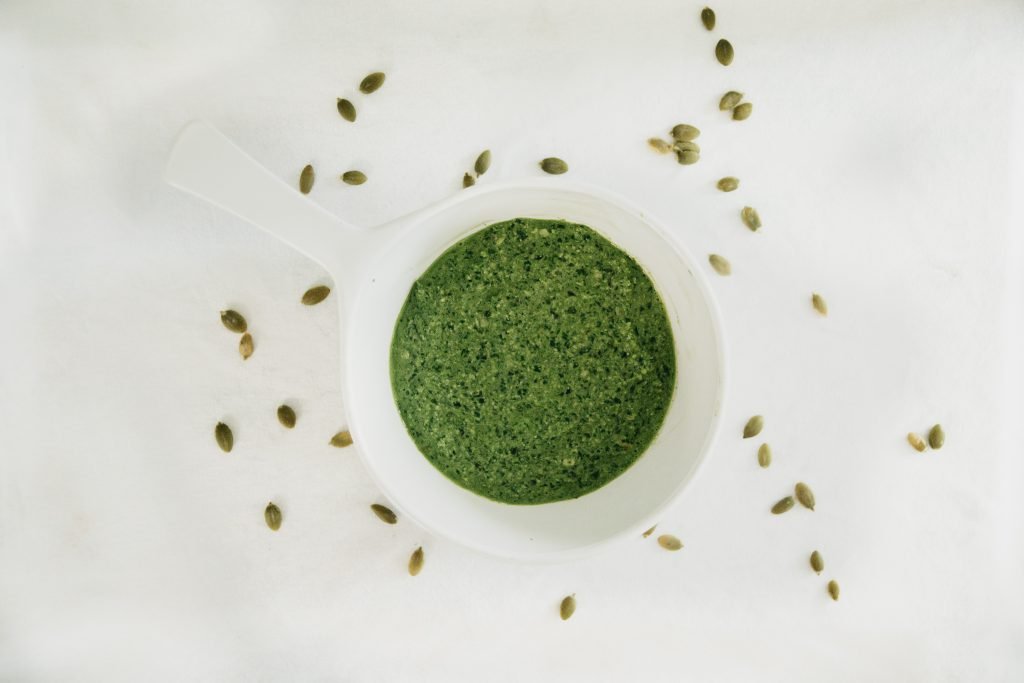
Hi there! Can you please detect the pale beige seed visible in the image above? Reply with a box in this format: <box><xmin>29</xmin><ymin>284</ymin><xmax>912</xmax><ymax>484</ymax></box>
<box><xmin>928</xmin><ymin>424</ymin><xmax>945</xmax><ymax>449</ymax></box>
<box><xmin>757</xmin><ymin>443</ymin><xmax>772</xmax><ymax>468</ymax></box>
<box><xmin>715</xmin><ymin>39</ymin><xmax>734</xmax><ymax>66</ymax></box>
<box><xmin>676</xmin><ymin>149</ymin><xmax>700</xmax><ymax>165</ymax></box>
<box><xmin>717</xmin><ymin>176</ymin><xmax>739</xmax><ymax>192</ymax></box>
<box><xmin>771</xmin><ymin>496</ymin><xmax>795</xmax><ymax>514</ymax></box>
<box><xmin>215</xmin><ymin>422</ymin><xmax>233</xmax><ymax>453</ymax></box>
<box><xmin>540</xmin><ymin>157</ymin><xmax>569</xmax><ymax>175</ymax></box>
<box><xmin>239</xmin><ymin>332</ymin><xmax>254</xmax><ymax>360</ymax></box>
<box><xmin>657</xmin><ymin>534</ymin><xmax>683</xmax><ymax>551</ymax></box>
<box><xmin>220</xmin><ymin>309</ymin><xmax>247</xmax><ymax>333</ymax></box>
<box><xmin>560</xmin><ymin>594</ymin><xmax>576</xmax><ymax>621</ymax></box>
<box><xmin>301</xmin><ymin>285</ymin><xmax>331</xmax><ymax>305</ymax></box>
<box><xmin>719</xmin><ymin>91</ymin><xmax>743</xmax><ymax>110</ymax></box>
<box><xmin>408</xmin><ymin>546</ymin><xmax>424</xmax><ymax>576</ymax></box>
<box><xmin>810</xmin><ymin>550</ymin><xmax>824</xmax><ymax>574</ymax></box>
<box><xmin>743</xmin><ymin>415</ymin><xmax>764</xmax><ymax>438</ymax></box>
<box><xmin>329</xmin><ymin>430</ymin><xmax>353</xmax><ymax>448</ymax></box>
<box><xmin>463</xmin><ymin>172</ymin><xmax>475</xmax><ymax>188</ymax></box>
<box><xmin>907</xmin><ymin>432</ymin><xmax>927</xmax><ymax>452</ymax></box>
<box><xmin>828</xmin><ymin>580</ymin><xmax>840</xmax><ymax>601</ymax></box>
<box><xmin>277</xmin><ymin>404</ymin><xmax>296</xmax><ymax>429</ymax></box>
<box><xmin>342</xmin><ymin>170</ymin><xmax>367</xmax><ymax>185</ymax></box>
<box><xmin>701</xmin><ymin>7</ymin><xmax>715</xmax><ymax>31</ymax></box>
<box><xmin>359</xmin><ymin>71</ymin><xmax>385</xmax><ymax>94</ymax></box>
<box><xmin>264</xmin><ymin>502</ymin><xmax>282</xmax><ymax>531</ymax></box>
<box><xmin>795</xmin><ymin>482</ymin><xmax>816</xmax><ymax>511</ymax></box>
<box><xmin>642</xmin><ymin>524</ymin><xmax>658</xmax><ymax>538</ymax></box>
<box><xmin>741</xmin><ymin>206</ymin><xmax>762</xmax><ymax>231</ymax></box>
<box><xmin>812</xmin><ymin>293</ymin><xmax>828</xmax><ymax>316</ymax></box>
<box><xmin>732</xmin><ymin>103</ymin><xmax>753</xmax><ymax>121</ymax></box>
<box><xmin>708</xmin><ymin>254</ymin><xmax>731</xmax><ymax>276</ymax></box>
<box><xmin>474</xmin><ymin>150</ymin><xmax>491</xmax><ymax>176</ymax></box>
<box><xmin>337</xmin><ymin>98</ymin><xmax>356</xmax><ymax>122</ymax></box>
<box><xmin>648</xmin><ymin>138</ymin><xmax>674</xmax><ymax>154</ymax></box>
<box><xmin>371</xmin><ymin>503</ymin><xmax>397</xmax><ymax>524</ymax></box>
<box><xmin>299</xmin><ymin>164</ymin><xmax>315</xmax><ymax>194</ymax></box>
<box><xmin>671</xmin><ymin>124</ymin><xmax>700</xmax><ymax>142</ymax></box>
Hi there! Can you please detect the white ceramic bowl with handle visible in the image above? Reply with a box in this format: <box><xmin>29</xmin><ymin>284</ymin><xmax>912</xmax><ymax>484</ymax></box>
<box><xmin>166</xmin><ymin>121</ymin><xmax>727</xmax><ymax>561</ymax></box>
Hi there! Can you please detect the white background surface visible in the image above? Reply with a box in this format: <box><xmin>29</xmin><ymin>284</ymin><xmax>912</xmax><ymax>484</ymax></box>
<box><xmin>2</xmin><ymin>0</ymin><xmax>1024</xmax><ymax>680</ymax></box>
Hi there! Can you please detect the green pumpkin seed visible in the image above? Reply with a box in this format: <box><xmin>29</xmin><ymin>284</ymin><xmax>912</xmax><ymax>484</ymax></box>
<box><xmin>812</xmin><ymin>293</ymin><xmax>828</xmax><ymax>316</ymax></box>
<box><xmin>671</xmin><ymin>124</ymin><xmax>701</xmax><ymax>142</ymax></box>
<box><xmin>828</xmin><ymin>580</ymin><xmax>840</xmax><ymax>601</ymax></box>
<box><xmin>359</xmin><ymin>71</ymin><xmax>385</xmax><ymax>94</ymax></box>
<box><xmin>463</xmin><ymin>172</ymin><xmax>475</xmax><ymax>188</ymax></box>
<box><xmin>371</xmin><ymin>503</ymin><xmax>397</xmax><ymax>524</ymax></box>
<box><xmin>342</xmin><ymin>170</ymin><xmax>367</xmax><ymax>185</ymax></box>
<box><xmin>676</xmin><ymin>149</ymin><xmax>700</xmax><ymax>165</ymax></box>
<box><xmin>701</xmin><ymin>7</ymin><xmax>716</xmax><ymax>31</ymax></box>
<box><xmin>810</xmin><ymin>550</ymin><xmax>824</xmax><ymax>574</ymax></box>
<box><xmin>673</xmin><ymin>140</ymin><xmax>701</xmax><ymax>154</ymax></box>
<box><xmin>717</xmin><ymin>176</ymin><xmax>740</xmax><ymax>192</ymax></box>
<box><xmin>743</xmin><ymin>415</ymin><xmax>764</xmax><ymax>438</ymax></box>
<box><xmin>215</xmin><ymin>422</ymin><xmax>233</xmax><ymax>452</ymax></box>
<box><xmin>795</xmin><ymin>482</ymin><xmax>816</xmax><ymax>511</ymax></box>
<box><xmin>757</xmin><ymin>443</ymin><xmax>772</xmax><ymax>468</ymax></box>
<box><xmin>329</xmin><ymin>430</ymin><xmax>353</xmax><ymax>448</ymax></box>
<box><xmin>220</xmin><ymin>309</ymin><xmax>247</xmax><ymax>333</ymax></box>
<box><xmin>715</xmin><ymin>39</ymin><xmax>734</xmax><ymax>66</ymax></box>
<box><xmin>642</xmin><ymin>524</ymin><xmax>657</xmax><ymax>538</ymax></box>
<box><xmin>648</xmin><ymin>138</ymin><xmax>674</xmax><ymax>154</ymax></box>
<box><xmin>708</xmin><ymin>254</ymin><xmax>731</xmax><ymax>276</ymax></box>
<box><xmin>560</xmin><ymin>594</ymin><xmax>576</xmax><ymax>620</ymax></box>
<box><xmin>719</xmin><ymin>91</ymin><xmax>744</xmax><ymax>110</ymax></box>
<box><xmin>741</xmin><ymin>206</ymin><xmax>761</xmax><ymax>231</ymax></box>
<box><xmin>301</xmin><ymin>285</ymin><xmax>331</xmax><ymax>305</ymax></box>
<box><xmin>771</xmin><ymin>496</ymin><xmax>795</xmax><ymax>514</ymax></box>
<box><xmin>907</xmin><ymin>432</ymin><xmax>927</xmax><ymax>452</ymax></box>
<box><xmin>337</xmin><ymin>98</ymin><xmax>356</xmax><ymax>122</ymax></box>
<box><xmin>928</xmin><ymin>424</ymin><xmax>945</xmax><ymax>449</ymax></box>
<box><xmin>300</xmin><ymin>164</ymin><xmax>315</xmax><ymax>194</ymax></box>
<box><xmin>540</xmin><ymin>157</ymin><xmax>569</xmax><ymax>175</ymax></box>
<box><xmin>657</xmin><ymin>534</ymin><xmax>683</xmax><ymax>551</ymax></box>
<box><xmin>408</xmin><ymin>546</ymin><xmax>424</xmax><ymax>576</ymax></box>
<box><xmin>264</xmin><ymin>502</ymin><xmax>282</xmax><ymax>531</ymax></box>
<box><xmin>239</xmin><ymin>332</ymin><xmax>253</xmax><ymax>360</ymax></box>
<box><xmin>732</xmin><ymin>102</ymin><xmax>753</xmax><ymax>120</ymax></box>
<box><xmin>474</xmin><ymin>149</ymin><xmax>491</xmax><ymax>176</ymax></box>
<box><xmin>277</xmin><ymin>404</ymin><xmax>296</xmax><ymax>429</ymax></box>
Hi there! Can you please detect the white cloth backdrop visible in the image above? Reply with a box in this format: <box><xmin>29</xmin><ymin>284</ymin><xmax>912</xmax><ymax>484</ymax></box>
<box><xmin>1</xmin><ymin>0</ymin><xmax>1023</xmax><ymax>680</ymax></box>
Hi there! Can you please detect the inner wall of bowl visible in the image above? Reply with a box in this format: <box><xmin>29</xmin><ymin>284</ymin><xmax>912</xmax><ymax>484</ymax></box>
<box><xmin>345</xmin><ymin>184</ymin><xmax>723</xmax><ymax>559</ymax></box>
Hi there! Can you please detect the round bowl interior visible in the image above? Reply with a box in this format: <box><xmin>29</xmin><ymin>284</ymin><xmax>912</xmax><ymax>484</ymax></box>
<box><xmin>344</xmin><ymin>181</ymin><xmax>725</xmax><ymax>561</ymax></box>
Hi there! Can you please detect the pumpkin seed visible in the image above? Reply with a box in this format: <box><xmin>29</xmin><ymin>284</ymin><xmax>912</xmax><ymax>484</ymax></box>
<box><xmin>671</xmin><ymin>124</ymin><xmax>700</xmax><ymax>142</ymax></box>
<box><xmin>371</xmin><ymin>503</ymin><xmax>397</xmax><ymax>524</ymax></box>
<box><xmin>264</xmin><ymin>502</ymin><xmax>282</xmax><ymax>531</ymax></box>
<box><xmin>560</xmin><ymin>594</ymin><xmax>576</xmax><ymax>620</ymax></box>
<box><xmin>215</xmin><ymin>422</ymin><xmax>233</xmax><ymax>452</ymax></box>
<box><xmin>708</xmin><ymin>254</ymin><xmax>731</xmax><ymax>276</ymax></box>
<box><xmin>300</xmin><ymin>164</ymin><xmax>315</xmax><ymax>194</ymax></box>
<box><xmin>337</xmin><ymin>98</ymin><xmax>356</xmax><ymax>122</ymax></box>
<box><xmin>658</xmin><ymin>534</ymin><xmax>683</xmax><ymax>551</ymax></box>
<box><xmin>701</xmin><ymin>7</ymin><xmax>716</xmax><ymax>31</ymax></box>
<box><xmin>907</xmin><ymin>432</ymin><xmax>927</xmax><ymax>452</ymax></box>
<box><xmin>301</xmin><ymin>285</ymin><xmax>331</xmax><ymax>305</ymax></box>
<box><xmin>220</xmin><ymin>310</ymin><xmax>247</xmax><ymax>333</ymax></box>
<box><xmin>743</xmin><ymin>415</ymin><xmax>764</xmax><ymax>438</ymax></box>
<box><xmin>277</xmin><ymin>404</ymin><xmax>296</xmax><ymax>429</ymax></box>
<box><xmin>342</xmin><ymin>170</ymin><xmax>367</xmax><ymax>185</ymax></box>
<box><xmin>676</xmin><ymin>149</ymin><xmax>700</xmax><ymax>165</ymax></box>
<box><xmin>408</xmin><ymin>546</ymin><xmax>424</xmax><ymax>576</ymax></box>
<box><xmin>642</xmin><ymin>524</ymin><xmax>658</xmax><ymax>538</ymax></box>
<box><xmin>757</xmin><ymin>443</ymin><xmax>772</xmax><ymax>468</ymax></box>
<box><xmin>474</xmin><ymin>149</ymin><xmax>491</xmax><ymax>176</ymax></box>
<box><xmin>719</xmin><ymin>91</ymin><xmax>743</xmax><ymax>110</ymax></box>
<box><xmin>771</xmin><ymin>496</ymin><xmax>795</xmax><ymax>514</ymax></box>
<box><xmin>329</xmin><ymin>430</ymin><xmax>353</xmax><ymax>448</ymax></box>
<box><xmin>715</xmin><ymin>39</ymin><xmax>734</xmax><ymax>65</ymax></box>
<box><xmin>673</xmin><ymin>140</ymin><xmax>701</xmax><ymax>154</ymax></box>
<box><xmin>463</xmin><ymin>172</ymin><xmax>475</xmax><ymax>188</ymax></box>
<box><xmin>732</xmin><ymin>102</ymin><xmax>753</xmax><ymax>120</ymax></box>
<box><xmin>648</xmin><ymin>138</ymin><xmax>674</xmax><ymax>154</ymax></box>
<box><xmin>812</xmin><ymin>293</ymin><xmax>828</xmax><ymax>316</ymax></box>
<box><xmin>540</xmin><ymin>157</ymin><xmax>568</xmax><ymax>175</ymax></box>
<box><xmin>359</xmin><ymin>71</ymin><xmax>385</xmax><ymax>94</ymax></box>
<box><xmin>717</xmin><ymin>176</ymin><xmax>740</xmax><ymax>192</ymax></box>
<box><xmin>795</xmin><ymin>482</ymin><xmax>816</xmax><ymax>511</ymax></box>
<box><xmin>239</xmin><ymin>332</ymin><xmax>253</xmax><ymax>360</ymax></box>
<box><xmin>828</xmin><ymin>580</ymin><xmax>840</xmax><ymax>601</ymax></box>
<box><xmin>928</xmin><ymin>424</ymin><xmax>945</xmax><ymax>449</ymax></box>
<box><xmin>741</xmin><ymin>206</ymin><xmax>761</xmax><ymax>231</ymax></box>
<box><xmin>810</xmin><ymin>550</ymin><xmax>824</xmax><ymax>574</ymax></box>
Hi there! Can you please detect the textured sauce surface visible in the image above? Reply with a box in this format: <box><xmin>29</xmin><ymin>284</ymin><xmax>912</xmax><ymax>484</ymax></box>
<box><xmin>389</xmin><ymin>218</ymin><xmax>676</xmax><ymax>505</ymax></box>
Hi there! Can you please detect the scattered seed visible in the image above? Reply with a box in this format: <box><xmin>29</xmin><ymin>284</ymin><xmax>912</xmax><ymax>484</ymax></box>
<box><xmin>408</xmin><ymin>546</ymin><xmax>424</xmax><ymax>576</ymax></box>
<box><xmin>337</xmin><ymin>98</ymin><xmax>356</xmax><ymax>122</ymax></box>
<box><xmin>474</xmin><ymin>150</ymin><xmax>491</xmax><ymax>176</ymax></box>
<box><xmin>239</xmin><ymin>332</ymin><xmax>254</xmax><ymax>360</ymax></box>
<box><xmin>277</xmin><ymin>405</ymin><xmax>296</xmax><ymax>429</ymax></box>
<box><xmin>676</xmin><ymin>149</ymin><xmax>700</xmax><ymax>165</ymax></box>
<box><xmin>329</xmin><ymin>430</ymin><xmax>353</xmax><ymax>448</ymax></box>
<box><xmin>771</xmin><ymin>496</ymin><xmax>795</xmax><ymax>514</ymax></box>
<box><xmin>342</xmin><ymin>170</ymin><xmax>367</xmax><ymax>185</ymax></box>
<box><xmin>540</xmin><ymin>157</ymin><xmax>568</xmax><ymax>175</ymax></box>
<box><xmin>928</xmin><ymin>424</ymin><xmax>945</xmax><ymax>449</ymax></box>
<box><xmin>371</xmin><ymin>503</ymin><xmax>397</xmax><ymax>524</ymax></box>
<box><xmin>810</xmin><ymin>550</ymin><xmax>824</xmax><ymax>574</ymax></box>
<box><xmin>717</xmin><ymin>177</ymin><xmax>740</xmax><ymax>192</ymax></box>
<box><xmin>708</xmin><ymin>254</ymin><xmax>731</xmax><ymax>276</ymax></box>
<box><xmin>215</xmin><ymin>422</ymin><xmax>233</xmax><ymax>452</ymax></box>
<box><xmin>719</xmin><ymin>91</ymin><xmax>744</xmax><ymax>110</ymax></box>
<box><xmin>560</xmin><ymin>594</ymin><xmax>576</xmax><ymax>620</ymax></box>
<box><xmin>757</xmin><ymin>443</ymin><xmax>772</xmax><ymax>468</ymax></box>
<box><xmin>359</xmin><ymin>71</ymin><xmax>385</xmax><ymax>94</ymax></box>
<box><xmin>732</xmin><ymin>102</ymin><xmax>753</xmax><ymax>121</ymax></box>
<box><xmin>462</xmin><ymin>172</ymin><xmax>475</xmax><ymax>188</ymax></box>
<box><xmin>299</xmin><ymin>164</ymin><xmax>315</xmax><ymax>194</ymax></box>
<box><xmin>648</xmin><ymin>138</ymin><xmax>674</xmax><ymax>154</ymax></box>
<box><xmin>657</xmin><ymin>534</ymin><xmax>683</xmax><ymax>551</ymax></box>
<box><xmin>673</xmin><ymin>140</ymin><xmax>701</xmax><ymax>154</ymax></box>
<box><xmin>642</xmin><ymin>525</ymin><xmax>658</xmax><ymax>538</ymax></box>
<box><xmin>301</xmin><ymin>285</ymin><xmax>331</xmax><ymax>305</ymax></box>
<box><xmin>741</xmin><ymin>206</ymin><xmax>762</xmax><ymax>231</ymax></box>
<box><xmin>671</xmin><ymin>124</ymin><xmax>700</xmax><ymax>142</ymax></box>
<box><xmin>701</xmin><ymin>7</ymin><xmax>716</xmax><ymax>31</ymax></box>
<box><xmin>828</xmin><ymin>580</ymin><xmax>840</xmax><ymax>601</ymax></box>
<box><xmin>715</xmin><ymin>39</ymin><xmax>734</xmax><ymax>66</ymax></box>
<box><xmin>264</xmin><ymin>502</ymin><xmax>282</xmax><ymax>531</ymax></box>
<box><xmin>743</xmin><ymin>415</ymin><xmax>764</xmax><ymax>438</ymax></box>
<box><xmin>907</xmin><ymin>432</ymin><xmax>927</xmax><ymax>452</ymax></box>
<box><xmin>812</xmin><ymin>293</ymin><xmax>828</xmax><ymax>316</ymax></box>
<box><xmin>220</xmin><ymin>310</ymin><xmax>247</xmax><ymax>333</ymax></box>
<box><xmin>795</xmin><ymin>482</ymin><xmax>816</xmax><ymax>511</ymax></box>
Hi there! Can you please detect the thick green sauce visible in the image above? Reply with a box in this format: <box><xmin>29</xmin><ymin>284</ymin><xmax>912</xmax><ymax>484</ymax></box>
<box><xmin>389</xmin><ymin>218</ymin><xmax>676</xmax><ymax>505</ymax></box>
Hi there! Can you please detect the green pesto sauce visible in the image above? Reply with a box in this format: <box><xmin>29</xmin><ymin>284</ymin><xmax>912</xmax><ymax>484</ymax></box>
<box><xmin>389</xmin><ymin>218</ymin><xmax>676</xmax><ymax>505</ymax></box>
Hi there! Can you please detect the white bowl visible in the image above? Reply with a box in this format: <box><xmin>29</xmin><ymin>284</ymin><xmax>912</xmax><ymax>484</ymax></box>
<box><xmin>166</xmin><ymin>121</ymin><xmax>727</xmax><ymax>561</ymax></box>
